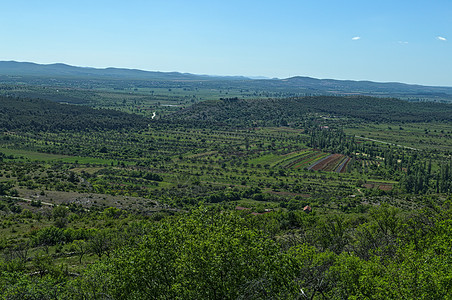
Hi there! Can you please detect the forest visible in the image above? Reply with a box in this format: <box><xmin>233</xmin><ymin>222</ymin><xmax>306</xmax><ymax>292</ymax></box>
<box><xmin>0</xmin><ymin>77</ymin><xmax>451</xmax><ymax>299</ymax></box>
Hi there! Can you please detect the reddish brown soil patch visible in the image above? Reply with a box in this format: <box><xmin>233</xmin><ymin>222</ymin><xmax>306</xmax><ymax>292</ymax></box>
<box><xmin>311</xmin><ymin>154</ymin><xmax>344</xmax><ymax>171</ymax></box>
<box><xmin>378</xmin><ymin>184</ymin><xmax>393</xmax><ymax>191</ymax></box>
<box><xmin>362</xmin><ymin>183</ymin><xmax>393</xmax><ymax>191</ymax></box>
<box><xmin>293</xmin><ymin>152</ymin><xmax>325</xmax><ymax>169</ymax></box>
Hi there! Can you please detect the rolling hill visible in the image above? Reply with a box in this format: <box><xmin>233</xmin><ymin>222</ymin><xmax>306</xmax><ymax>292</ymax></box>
<box><xmin>1</xmin><ymin>61</ymin><xmax>452</xmax><ymax>102</ymax></box>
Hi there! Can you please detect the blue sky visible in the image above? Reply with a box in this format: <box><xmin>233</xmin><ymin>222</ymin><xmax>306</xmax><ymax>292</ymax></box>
<box><xmin>1</xmin><ymin>0</ymin><xmax>451</xmax><ymax>86</ymax></box>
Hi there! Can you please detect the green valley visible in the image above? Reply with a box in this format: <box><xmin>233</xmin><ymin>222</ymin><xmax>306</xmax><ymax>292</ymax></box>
<box><xmin>0</xmin><ymin>71</ymin><xmax>451</xmax><ymax>299</ymax></box>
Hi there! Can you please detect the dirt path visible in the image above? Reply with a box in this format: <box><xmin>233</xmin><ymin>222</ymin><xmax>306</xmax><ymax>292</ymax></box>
<box><xmin>355</xmin><ymin>136</ymin><xmax>419</xmax><ymax>150</ymax></box>
<box><xmin>4</xmin><ymin>196</ymin><xmax>54</xmax><ymax>206</ymax></box>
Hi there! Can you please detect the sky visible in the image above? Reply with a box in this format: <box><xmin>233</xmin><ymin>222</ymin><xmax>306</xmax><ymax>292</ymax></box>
<box><xmin>1</xmin><ymin>0</ymin><xmax>451</xmax><ymax>86</ymax></box>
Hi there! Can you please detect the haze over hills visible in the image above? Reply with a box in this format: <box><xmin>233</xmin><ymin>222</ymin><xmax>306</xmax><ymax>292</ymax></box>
<box><xmin>1</xmin><ymin>60</ymin><xmax>452</xmax><ymax>102</ymax></box>
<box><xmin>0</xmin><ymin>61</ymin><xmax>248</xmax><ymax>81</ymax></box>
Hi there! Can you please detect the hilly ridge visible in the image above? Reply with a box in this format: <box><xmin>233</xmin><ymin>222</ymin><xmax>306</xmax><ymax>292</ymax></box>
<box><xmin>0</xmin><ymin>61</ymin><xmax>248</xmax><ymax>81</ymax></box>
<box><xmin>1</xmin><ymin>61</ymin><xmax>452</xmax><ymax>102</ymax></box>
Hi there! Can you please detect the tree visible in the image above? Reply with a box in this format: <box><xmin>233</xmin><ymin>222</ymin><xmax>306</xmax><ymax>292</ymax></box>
<box><xmin>53</xmin><ymin>205</ymin><xmax>69</xmax><ymax>228</ymax></box>
<box><xmin>88</xmin><ymin>230</ymin><xmax>113</xmax><ymax>260</ymax></box>
<box><xmin>0</xmin><ymin>181</ymin><xmax>13</xmax><ymax>195</ymax></box>
<box><xmin>72</xmin><ymin>240</ymin><xmax>88</xmax><ymax>264</ymax></box>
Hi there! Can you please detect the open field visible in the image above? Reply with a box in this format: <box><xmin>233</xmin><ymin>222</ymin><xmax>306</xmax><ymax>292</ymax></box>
<box><xmin>345</xmin><ymin>122</ymin><xmax>452</xmax><ymax>154</ymax></box>
<box><xmin>0</xmin><ymin>147</ymin><xmax>118</xmax><ymax>165</ymax></box>
<box><xmin>308</xmin><ymin>154</ymin><xmax>346</xmax><ymax>172</ymax></box>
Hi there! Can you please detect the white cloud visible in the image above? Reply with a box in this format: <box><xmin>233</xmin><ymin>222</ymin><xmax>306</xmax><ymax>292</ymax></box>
<box><xmin>352</xmin><ymin>36</ymin><xmax>361</xmax><ymax>40</ymax></box>
<box><xmin>437</xmin><ymin>36</ymin><xmax>447</xmax><ymax>41</ymax></box>
<box><xmin>398</xmin><ymin>41</ymin><xmax>409</xmax><ymax>45</ymax></box>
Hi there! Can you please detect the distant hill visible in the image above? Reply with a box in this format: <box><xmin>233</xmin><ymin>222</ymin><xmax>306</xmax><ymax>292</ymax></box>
<box><xmin>0</xmin><ymin>61</ymin><xmax>248</xmax><ymax>81</ymax></box>
<box><xmin>280</xmin><ymin>76</ymin><xmax>452</xmax><ymax>97</ymax></box>
<box><xmin>1</xmin><ymin>61</ymin><xmax>452</xmax><ymax>102</ymax></box>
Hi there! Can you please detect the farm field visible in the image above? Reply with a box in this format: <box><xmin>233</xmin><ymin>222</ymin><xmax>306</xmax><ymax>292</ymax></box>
<box><xmin>307</xmin><ymin>153</ymin><xmax>348</xmax><ymax>172</ymax></box>
<box><xmin>249</xmin><ymin>149</ymin><xmax>328</xmax><ymax>169</ymax></box>
<box><xmin>345</xmin><ymin>122</ymin><xmax>452</xmax><ymax>154</ymax></box>
<box><xmin>0</xmin><ymin>147</ymin><xmax>118</xmax><ymax>165</ymax></box>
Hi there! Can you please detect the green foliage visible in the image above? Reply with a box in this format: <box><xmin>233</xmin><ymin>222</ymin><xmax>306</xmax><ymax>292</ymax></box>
<box><xmin>53</xmin><ymin>206</ymin><xmax>68</xmax><ymax>219</ymax></box>
<box><xmin>171</xmin><ymin>96</ymin><xmax>452</xmax><ymax>127</ymax></box>
<box><xmin>70</xmin><ymin>208</ymin><xmax>296</xmax><ymax>299</ymax></box>
<box><xmin>31</xmin><ymin>226</ymin><xmax>92</xmax><ymax>247</ymax></box>
<box><xmin>0</xmin><ymin>203</ymin><xmax>450</xmax><ymax>298</ymax></box>
<box><xmin>0</xmin><ymin>181</ymin><xmax>13</xmax><ymax>195</ymax></box>
<box><xmin>0</xmin><ymin>96</ymin><xmax>149</xmax><ymax>132</ymax></box>
<box><xmin>0</xmin><ymin>271</ymin><xmax>63</xmax><ymax>300</ymax></box>
<box><xmin>103</xmin><ymin>207</ymin><xmax>123</xmax><ymax>219</ymax></box>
